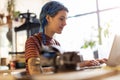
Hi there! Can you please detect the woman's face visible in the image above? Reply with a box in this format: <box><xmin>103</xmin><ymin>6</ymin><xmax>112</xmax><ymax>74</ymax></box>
<box><xmin>46</xmin><ymin>10</ymin><xmax>68</xmax><ymax>34</ymax></box>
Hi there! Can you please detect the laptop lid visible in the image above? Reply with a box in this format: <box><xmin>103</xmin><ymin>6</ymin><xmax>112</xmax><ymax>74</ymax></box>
<box><xmin>106</xmin><ymin>35</ymin><xmax>120</xmax><ymax>67</ymax></box>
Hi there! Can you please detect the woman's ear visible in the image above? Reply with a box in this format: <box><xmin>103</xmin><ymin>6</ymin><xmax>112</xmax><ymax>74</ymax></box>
<box><xmin>46</xmin><ymin>15</ymin><xmax>52</xmax><ymax>22</ymax></box>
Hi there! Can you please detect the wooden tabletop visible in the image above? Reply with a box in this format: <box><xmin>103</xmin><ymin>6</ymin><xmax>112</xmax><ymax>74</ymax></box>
<box><xmin>1</xmin><ymin>67</ymin><xmax>120</xmax><ymax>80</ymax></box>
<box><xmin>32</xmin><ymin>68</ymin><xmax>119</xmax><ymax>80</ymax></box>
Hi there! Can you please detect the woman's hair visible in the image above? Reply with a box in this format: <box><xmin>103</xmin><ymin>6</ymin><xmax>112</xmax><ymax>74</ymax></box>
<box><xmin>39</xmin><ymin>1</ymin><xmax>68</xmax><ymax>28</ymax></box>
<box><xmin>39</xmin><ymin>1</ymin><xmax>68</xmax><ymax>45</ymax></box>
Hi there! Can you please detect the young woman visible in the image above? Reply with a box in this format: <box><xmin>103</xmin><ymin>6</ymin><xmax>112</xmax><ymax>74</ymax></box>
<box><xmin>25</xmin><ymin>1</ymin><xmax>107</xmax><ymax>75</ymax></box>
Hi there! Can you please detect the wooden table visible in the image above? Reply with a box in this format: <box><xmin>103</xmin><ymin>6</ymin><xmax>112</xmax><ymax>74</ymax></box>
<box><xmin>32</xmin><ymin>68</ymin><xmax>119</xmax><ymax>80</ymax></box>
<box><xmin>1</xmin><ymin>67</ymin><xmax>120</xmax><ymax>80</ymax></box>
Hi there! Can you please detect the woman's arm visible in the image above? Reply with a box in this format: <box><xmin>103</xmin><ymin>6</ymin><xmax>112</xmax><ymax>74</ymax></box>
<box><xmin>25</xmin><ymin>36</ymin><xmax>42</xmax><ymax>75</ymax></box>
<box><xmin>28</xmin><ymin>57</ymin><xmax>42</xmax><ymax>75</ymax></box>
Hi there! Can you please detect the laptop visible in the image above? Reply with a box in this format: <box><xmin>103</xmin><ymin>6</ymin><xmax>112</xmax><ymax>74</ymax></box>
<box><xmin>79</xmin><ymin>35</ymin><xmax>120</xmax><ymax>70</ymax></box>
<box><xmin>106</xmin><ymin>35</ymin><xmax>120</xmax><ymax>67</ymax></box>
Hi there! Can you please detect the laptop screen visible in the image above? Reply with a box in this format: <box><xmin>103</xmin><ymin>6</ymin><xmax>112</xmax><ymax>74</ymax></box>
<box><xmin>106</xmin><ymin>35</ymin><xmax>120</xmax><ymax>66</ymax></box>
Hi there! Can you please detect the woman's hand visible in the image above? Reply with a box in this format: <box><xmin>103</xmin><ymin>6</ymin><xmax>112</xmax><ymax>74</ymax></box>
<box><xmin>80</xmin><ymin>60</ymin><xmax>100</xmax><ymax>67</ymax></box>
<box><xmin>96</xmin><ymin>58</ymin><xmax>108</xmax><ymax>64</ymax></box>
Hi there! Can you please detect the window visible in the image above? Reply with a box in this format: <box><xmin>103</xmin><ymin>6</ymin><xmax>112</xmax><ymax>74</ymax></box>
<box><xmin>54</xmin><ymin>0</ymin><xmax>120</xmax><ymax>59</ymax></box>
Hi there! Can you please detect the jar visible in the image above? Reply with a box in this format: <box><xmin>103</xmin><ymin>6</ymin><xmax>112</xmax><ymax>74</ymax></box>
<box><xmin>10</xmin><ymin>60</ymin><xmax>16</xmax><ymax>70</ymax></box>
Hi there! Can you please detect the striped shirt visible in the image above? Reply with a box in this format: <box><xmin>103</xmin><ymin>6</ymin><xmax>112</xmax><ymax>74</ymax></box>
<box><xmin>25</xmin><ymin>32</ymin><xmax>60</xmax><ymax>74</ymax></box>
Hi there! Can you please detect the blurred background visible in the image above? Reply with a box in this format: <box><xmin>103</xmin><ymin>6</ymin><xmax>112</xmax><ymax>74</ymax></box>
<box><xmin>0</xmin><ymin>0</ymin><xmax>120</xmax><ymax>68</ymax></box>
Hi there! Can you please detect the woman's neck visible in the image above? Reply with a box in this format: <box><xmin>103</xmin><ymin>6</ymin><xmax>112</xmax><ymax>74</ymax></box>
<box><xmin>45</xmin><ymin>28</ymin><xmax>54</xmax><ymax>38</ymax></box>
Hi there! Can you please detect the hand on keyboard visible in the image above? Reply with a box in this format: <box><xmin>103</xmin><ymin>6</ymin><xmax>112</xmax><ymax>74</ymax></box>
<box><xmin>96</xmin><ymin>58</ymin><xmax>108</xmax><ymax>64</ymax></box>
<box><xmin>80</xmin><ymin>60</ymin><xmax>100</xmax><ymax>67</ymax></box>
